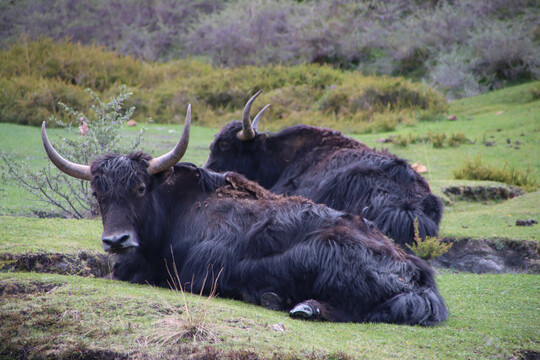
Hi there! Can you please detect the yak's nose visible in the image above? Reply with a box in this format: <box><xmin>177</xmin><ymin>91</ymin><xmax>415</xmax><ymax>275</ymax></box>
<box><xmin>102</xmin><ymin>232</ymin><xmax>139</xmax><ymax>252</ymax></box>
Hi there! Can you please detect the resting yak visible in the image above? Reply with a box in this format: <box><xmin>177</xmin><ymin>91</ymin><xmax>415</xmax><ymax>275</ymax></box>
<box><xmin>41</xmin><ymin>106</ymin><xmax>447</xmax><ymax>325</ymax></box>
<box><xmin>205</xmin><ymin>91</ymin><xmax>444</xmax><ymax>247</ymax></box>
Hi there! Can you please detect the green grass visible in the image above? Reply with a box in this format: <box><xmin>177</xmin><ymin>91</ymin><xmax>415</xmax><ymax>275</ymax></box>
<box><xmin>440</xmin><ymin>191</ymin><xmax>540</xmax><ymax>241</ymax></box>
<box><xmin>1</xmin><ymin>271</ymin><xmax>538</xmax><ymax>359</ymax></box>
<box><xmin>0</xmin><ymin>216</ymin><xmax>102</xmax><ymax>253</ymax></box>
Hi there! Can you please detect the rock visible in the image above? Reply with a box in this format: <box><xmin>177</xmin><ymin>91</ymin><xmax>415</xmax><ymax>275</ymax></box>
<box><xmin>411</xmin><ymin>162</ymin><xmax>427</xmax><ymax>173</ymax></box>
<box><xmin>126</xmin><ymin>120</ymin><xmax>137</xmax><ymax>127</ymax></box>
<box><xmin>446</xmin><ymin>115</ymin><xmax>457</xmax><ymax>121</ymax></box>
<box><xmin>270</xmin><ymin>323</ymin><xmax>286</xmax><ymax>332</ymax></box>
<box><xmin>516</xmin><ymin>219</ymin><xmax>538</xmax><ymax>227</ymax></box>
<box><xmin>376</xmin><ymin>136</ymin><xmax>393</xmax><ymax>143</ymax></box>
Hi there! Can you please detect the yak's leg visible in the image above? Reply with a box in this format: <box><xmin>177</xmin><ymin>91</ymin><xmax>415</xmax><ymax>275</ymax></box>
<box><xmin>261</xmin><ymin>292</ymin><xmax>285</xmax><ymax>311</ymax></box>
<box><xmin>289</xmin><ymin>299</ymin><xmax>345</xmax><ymax>322</ymax></box>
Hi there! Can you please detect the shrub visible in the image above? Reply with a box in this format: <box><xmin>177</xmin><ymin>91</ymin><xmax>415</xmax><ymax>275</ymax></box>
<box><xmin>0</xmin><ymin>86</ymin><xmax>145</xmax><ymax>218</ymax></box>
<box><xmin>0</xmin><ymin>0</ymin><xmax>225</xmax><ymax>61</ymax></box>
<box><xmin>406</xmin><ymin>218</ymin><xmax>453</xmax><ymax>261</ymax></box>
<box><xmin>0</xmin><ymin>76</ymin><xmax>91</xmax><ymax>126</ymax></box>
<box><xmin>448</xmin><ymin>132</ymin><xmax>469</xmax><ymax>147</ymax></box>
<box><xmin>429</xmin><ymin>132</ymin><xmax>447</xmax><ymax>148</ymax></box>
<box><xmin>392</xmin><ymin>134</ymin><xmax>409</xmax><ymax>147</ymax></box>
<box><xmin>470</xmin><ymin>21</ymin><xmax>540</xmax><ymax>89</ymax></box>
<box><xmin>453</xmin><ymin>155</ymin><xmax>538</xmax><ymax>191</ymax></box>
<box><xmin>427</xmin><ymin>47</ymin><xmax>485</xmax><ymax>100</ymax></box>
<box><xmin>318</xmin><ymin>75</ymin><xmax>448</xmax><ymax>123</ymax></box>
<box><xmin>0</xmin><ymin>37</ymin><xmax>144</xmax><ymax>91</ymax></box>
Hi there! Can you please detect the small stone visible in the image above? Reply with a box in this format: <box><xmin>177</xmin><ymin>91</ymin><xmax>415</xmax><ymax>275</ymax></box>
<box><xmin>516</xmin><ymin>219</ymin><xmax>538</xmax><ymax>226</ymax></box>
<box><xmin>411</xmin><ymin>162</ymin><xmax>427</xmax><ymax>173</ymax></box>
<box><xmin>270</xmin><ymin>323</ymin><xmax>286</xmax><ymax>332</ymax></box>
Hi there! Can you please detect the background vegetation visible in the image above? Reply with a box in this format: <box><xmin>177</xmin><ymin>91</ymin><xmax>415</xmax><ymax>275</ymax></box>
<box><xmin>1</xmin><ymin>0</ymin><xmax>538</xmax><ymax>99</ymax></box>
<box><xmin>0</xmin><ymin>38</ymin><xmax>447</xmax><ymax>133</ymax></box>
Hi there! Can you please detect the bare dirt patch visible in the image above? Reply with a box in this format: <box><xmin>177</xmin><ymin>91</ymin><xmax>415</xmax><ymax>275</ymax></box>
<box><xmin>0</xmin><ymin>280</ymin><xmax>60</xmax><ymax>297</ymax></box>
<box><xmin>442</xmin><ymin>185</ymin><xmax>524</xmax><ymax>201</ymax></box>
<box><xmin>515</xmin><ymin>350</ymin><xmax>540</xmax><ymax>360</ymax></box>
<box><xmin>432</xmin><ymin>238</ymin><xmax>539</xmax><ymax>274</ymax></box>
<box><xmin>0</xmin><ymin>251</ymin><xmax>113</xmax><ymax>278</ymax></box>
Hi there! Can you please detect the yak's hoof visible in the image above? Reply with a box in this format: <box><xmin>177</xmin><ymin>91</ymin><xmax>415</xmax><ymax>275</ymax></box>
<box><xmin>289</xmin><ymin>302</ymin><xmax>320</xmax><ymax>320</ymax></box>
<box><xmin>261</xmin><ymin>292</ymin><xmax>284</xmax><ymax>311</ymax></box>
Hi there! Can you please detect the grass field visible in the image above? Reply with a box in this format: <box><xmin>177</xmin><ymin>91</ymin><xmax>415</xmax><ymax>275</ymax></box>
<box><xmin>0</xmin><ymin>82</ymin><xmax>539</xmax><ymax>359</ymax></box>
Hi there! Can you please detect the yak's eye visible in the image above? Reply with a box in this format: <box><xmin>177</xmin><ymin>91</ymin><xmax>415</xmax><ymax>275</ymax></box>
<box><xmin>91</xmin><ymin>192</ymin><xmax>98</xmax><ymax>198</ymax></box>
<box><xmin>137</xmin><ymin>185</ymin><xmax>146</xmax><ymax>196</ymax></box>
<box><xmin>219</xmin><ymin>141</ymin><xmax>230</xmax><ymax>152</ymax></box>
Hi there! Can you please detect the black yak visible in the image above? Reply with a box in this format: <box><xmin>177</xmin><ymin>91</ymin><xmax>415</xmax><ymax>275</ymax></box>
<box><xmin>205</xmin><ymin>91</ymin><xmax>444</xmax><ymax>246</ymax></box>
<box><xmin>41</xmin><ymin>106</ymin><xmax>447</xmax><ymax>325</ymax></box>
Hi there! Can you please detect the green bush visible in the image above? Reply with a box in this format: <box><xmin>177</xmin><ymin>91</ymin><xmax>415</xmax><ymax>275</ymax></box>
<box><xmin>0</xmin><ymin>38</ymin><xmax>448</xmax><ymax>133</ymax></box>
<box><xmin>448</xmin><ymin>132</ymin><xmax>469</xmax><ymax>147</ymax></box>
<box><xmin>429</xmin><ymin>132</ymin><xmax>447</xmax><ymax>148</ymax></box>
<box><xmin>406</xmin><ymin>218</ymin><xmax>453</xmax><ymax>261</ymax></box>
<box><xmin>0</xmin><ymin>37</ymin><xmax>144</xmax><ymax>91</ymax></box>
<box><xmin>453</xmin><ymin>155</ymin><xmax>538</xmax><ymax>191</ymax></box>
<box><xmin>0</xmin><ymin>76</ymin><xmax>91</xmax><ymax>126</ymax></box>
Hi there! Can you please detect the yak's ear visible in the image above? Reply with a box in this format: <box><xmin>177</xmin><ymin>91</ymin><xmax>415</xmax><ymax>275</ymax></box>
<box><xmin>154</xmin><ymin>167</ymin><xmax>174</xmax><ymax>184</ymax></box>
<box><xmin>256</xmin><ymin>133</ymin><xmax>268</xmax><ymax>143</ymax></box>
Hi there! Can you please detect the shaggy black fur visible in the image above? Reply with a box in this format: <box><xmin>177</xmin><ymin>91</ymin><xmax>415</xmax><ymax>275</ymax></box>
<box><xmin>87</xmin><ymin>153</ymin><xmax>447</xmax><ymax>325</ymax></box>
<box><xmin>205</xmin><ymin>122</ymin><xmax>444</xmax><ymax>246</ymax></box>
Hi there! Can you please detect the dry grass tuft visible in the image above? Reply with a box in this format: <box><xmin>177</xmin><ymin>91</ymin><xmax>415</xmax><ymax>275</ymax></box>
<box><xmin>149</xmin><ymin>249</ymin><xmax>223</xmax><ymax>345</ymax></box>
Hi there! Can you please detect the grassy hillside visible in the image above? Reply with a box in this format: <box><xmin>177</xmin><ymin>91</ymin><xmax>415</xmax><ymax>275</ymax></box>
<box><xmin>0</xmin><ymin>80</ymin><xmax>539</xmax><ymax>358</ymax></box>
<box><xmin>1</xmin><ymin>272</ymin><xmax>538</xmax><ymax>359</ymax></box>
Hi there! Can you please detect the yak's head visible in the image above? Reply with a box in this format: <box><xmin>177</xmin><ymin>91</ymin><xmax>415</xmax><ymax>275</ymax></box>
<box><xmin>42</xmin><ymin>106</ymin><xmax>192</xmax><ymax>253</ymax></box>
<box><xmin>205</xmin><ymin>91</ymin><xmax>281</xmax><ymax>188</ymax></box>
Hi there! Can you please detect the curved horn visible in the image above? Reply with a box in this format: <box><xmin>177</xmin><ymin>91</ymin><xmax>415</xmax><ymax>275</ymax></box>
<box><xmin>41</xmin><ymin>122</ymin><xmax>92</xmax><ymax>180</ymax></box>
<box><xmin>147</xmin><ymin>104</ymin><xmax>191</xmax><ymax>175</ymax></box>
<box><xmin>237</xmin><ymin>90</ymin><xmax>263</xmax><ymax>141</ymax></box>
<box><xmin>251</xmin><ymin>104</ymin><xmax>270</xmax><ymax>132</ymax></box>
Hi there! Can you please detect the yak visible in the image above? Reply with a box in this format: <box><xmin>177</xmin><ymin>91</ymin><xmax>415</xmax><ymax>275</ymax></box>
<box><xmin>204</xmin><ymin>91</ymin><xmax>444</xmax><ymax>247</ymax></box>
<box><xmin>41</xmin><ymin>105</ymin><xmax>447</xmax><ymax>325</ymax></box>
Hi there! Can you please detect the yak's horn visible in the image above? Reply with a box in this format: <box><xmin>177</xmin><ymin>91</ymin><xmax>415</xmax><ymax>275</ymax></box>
<box><xmin>252</xmin><ymin>104</ymin><xmax>270</xmax><ymax>132</ymax></box>
<box><xmin>41</xmin><ymin>122</ymin><xmax>92</xmax><ymax>180</ymax></box>
<box><xmin>147</xmin><ymin>104</ymin><xmax>191</xmax><ymax>174</ymax></box>
<box><xmin>237</xmin><ymin>90</ymin><xmax>270</xmax><ymax>141</ymax></box>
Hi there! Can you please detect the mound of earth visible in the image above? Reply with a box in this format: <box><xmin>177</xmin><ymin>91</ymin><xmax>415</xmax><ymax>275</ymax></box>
<box><xmin>442</xmin><ymin>185</ymin><xmax>524</xmax><ymax>201</ymax></box>
<box><xmin>0</xmin><ymin>251</ymin><xmax>112</xmax><ymax>277</ymax></box>
<box><xmin>432</xmin><ymin>238</ymin><xmax>539</xmax><ymax>274</ymax></box>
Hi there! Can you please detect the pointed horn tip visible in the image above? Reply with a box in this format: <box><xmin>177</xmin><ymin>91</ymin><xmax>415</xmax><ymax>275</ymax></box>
<box><xmin>184</xmin><ymin>104</ymin><xmax>192</xmax><ymax>126</ymax></box>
